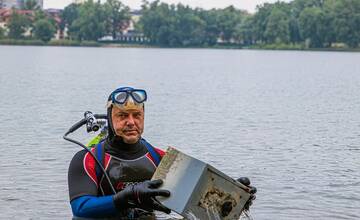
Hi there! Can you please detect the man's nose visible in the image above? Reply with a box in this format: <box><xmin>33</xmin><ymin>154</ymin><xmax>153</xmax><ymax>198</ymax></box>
<box><xmin>126</xmin><ymin>115</ymin><xmax>135</xmax><ymax>126</ymax></box>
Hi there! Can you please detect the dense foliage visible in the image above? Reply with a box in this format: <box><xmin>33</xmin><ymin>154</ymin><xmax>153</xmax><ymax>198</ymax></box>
<box><xmin>5</xmin><ymin>9</ymin><xmax>57</xmax><ymax>41</ymax></box>
<box><xmin>138</xmin><ymin>0</ymin><xmax>360</xmax><ymax>48</ymax></box>
<box><xmin>0</xmin><ymin>26</ymin><xmax>5</xmax><ymax>39</ymax></box>
<box><xmin>7</xmin><ymin>11</ymin><xmax>30</xmax><ymax>39</ymax></box>
<box><xmin>137</xmin><ymin>1</ymin><xmax>248</xmax><ymax>46</ymax></box>
<box><xmin>61</xmin><ymin>0</ymin><xmax>130</xmax><ymax>41</ymax></box>
<box><xmin>33</xmin><ymin>19</ymin><xmax>56</xmax><ymax>42</ymax></box>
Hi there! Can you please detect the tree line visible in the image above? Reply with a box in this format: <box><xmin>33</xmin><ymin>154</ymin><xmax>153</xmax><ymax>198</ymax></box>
<box><xmin>1</xmin><ymin>0</ymin><xmax>359</xmax><ymax>48</ymax></box>
<box><xmin>138</xmin><ymin>0</ymin><xmax>360</xmax><ymax>48</ymax></box>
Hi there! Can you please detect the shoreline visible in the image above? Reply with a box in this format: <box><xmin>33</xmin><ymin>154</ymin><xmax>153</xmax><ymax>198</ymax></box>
<box><xmin>0</xmin><ymin>39</ymin><xmax>359</xmax><ymax>52</ymax></box>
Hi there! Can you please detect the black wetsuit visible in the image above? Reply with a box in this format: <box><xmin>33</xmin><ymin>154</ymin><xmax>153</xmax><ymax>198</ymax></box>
<box><xmin>68</xmin><ymin>137</ymin><xmax>164</xmax><ymax>219</ymax></box>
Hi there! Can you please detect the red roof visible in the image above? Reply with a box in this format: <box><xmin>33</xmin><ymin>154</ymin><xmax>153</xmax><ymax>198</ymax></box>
<box><xmin>0</xmin><ymin>8</ymin><xmax>62</xmax><ymax>26</ymax></box>
<box><xmin>0</xmin><ymin>9</ymin><xmax>34</xmax><ymax>18</ymax></box>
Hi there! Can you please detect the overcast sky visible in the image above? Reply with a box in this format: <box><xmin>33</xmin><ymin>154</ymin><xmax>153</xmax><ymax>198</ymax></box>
<box><xmin>44</xmin><ymin>0</ymin><xmax>290</xmax><ymax>12</ymax></box>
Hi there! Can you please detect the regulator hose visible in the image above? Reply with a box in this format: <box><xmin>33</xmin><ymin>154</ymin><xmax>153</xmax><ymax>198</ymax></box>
<box><xmin>63</xmin><ymin>112</ymin><xmax>116</xmax><ymax>195</ymax></box>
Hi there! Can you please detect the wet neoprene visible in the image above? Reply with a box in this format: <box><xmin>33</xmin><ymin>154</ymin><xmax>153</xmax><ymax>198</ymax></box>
<box><xmin>113</xmin><ymin>179</ymin><xmax>171</xmax><ymax>214</ymax></box>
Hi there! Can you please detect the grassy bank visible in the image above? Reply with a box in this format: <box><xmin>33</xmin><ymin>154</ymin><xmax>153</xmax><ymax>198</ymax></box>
<box><xmin>0</xmin><ymin>39</ymin><xmax>101</xmax><ymax>47</ymax></box>
<box><xmin>0</xmin><ymin>39</ymin><xmax>359</xmax><ymax>52</ymax></box>
<box><xmin>0</xmin><ymin>39</ymin><xmax>157</xmax><ymax>48</ymax></box>
<box><xmin>247</xmin><ymin>43</ymin><xmax>360</xmax><ymax>52</ymax></box>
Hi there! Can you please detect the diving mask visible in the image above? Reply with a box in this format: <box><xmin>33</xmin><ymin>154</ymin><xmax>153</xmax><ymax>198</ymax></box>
<box><xmin>107</xmin><ymin>87</ymin><xmax>147</xmax><ymax>110</ymax></box>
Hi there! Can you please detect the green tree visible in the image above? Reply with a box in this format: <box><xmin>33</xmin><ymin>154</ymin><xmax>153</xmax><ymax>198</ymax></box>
<box><xmin>172</xmin><ymin>4</ymin><xmax>206</xmax><ymax>46</ymax></box>
<box><xmin>233</xmin><ymin>14</ymin><xmax>255</xmax><ymax>45</ymax></box>
<box><xmin>298</xmin><ymin>7</ymin><xmax>325</xmax><ymax>47</ymax></box>
<box><xmin>7</xmin><ymin>10</ymin><xmax>29</xmax><ymax>39</ymax></box>
<box><xmin>70</xmin><ymin>0</ymin><xmax>107</xmax><ymax>41</ymax></box>
<box><xmin>197</xmin><ymin>9</ymin><xmax>221</xmax><ymax>45</ymax></box>
<box><xmin>103</xmin><ymin>0</ymin><xmax>130</xmax><ymax>39</ymax></box>
<box><xmin>252</xmin><ymin>3</ymin><xmax>276</xmax><ymax>43</ymax></box>
<box><xmin>139</xmin><ymin>1</ymin><xmax>207</xmax><ymax>46</ymax></box>
<box><xmin>28</xmin><ymin>9</ymin><xmax>56</xmax><ymax>38</ymax></box>
<box><xmin>289</xmin><ymin>0</ymin><xmax>337</xmax><ymax>46</ymax></box>
<box><xmin>0</xmin><ymin>26</ymin><xmax>5</xmax><ymax>39</ymax></box>
<box><xmin>138</xmin><ymin>1</ymin><xmax>175</xmax><ymax>45</ymax></box>
<box><xmin>264</xmin><ymin>8</ymin><xmax>290</xmax><ymax>43</ymax></box>
<box><xmin>291</xmin><ymin>0</ymin><xmax>324</xmax><ymax>13</ymax></box>
<box><xmin>33</xmin><ymin>19</ymin><xmax>56</xmax><ymax>42</ymax></box>
<box><xmin>61</xmin><ymin>3</ymin><xmax>80</xmax><ymax>32</ymax></box>
<box><xmin>288</xmin><ymin>14</ymin><xmax>302</xmax><ymax>43</ymax></box>
<box><xmin>216</xmin><ymin>6</ymin><xmax>243</xmax><ymax>42</ymax></box>
<box><xmin>333</xmin><ymin>0</ymin><xmax>360</xmax><ymax>48</ymax></box>
<box><xmin>319</xmin><ymin>0</ymin><xmax>336</xmax><ymax>47</ymax></box>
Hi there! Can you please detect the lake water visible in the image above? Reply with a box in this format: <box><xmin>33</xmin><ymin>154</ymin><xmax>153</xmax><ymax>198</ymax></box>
<box><xmin>0</xmin><ymin>45</ymin><xmax>359</xmax><ymax>220</ymax></box>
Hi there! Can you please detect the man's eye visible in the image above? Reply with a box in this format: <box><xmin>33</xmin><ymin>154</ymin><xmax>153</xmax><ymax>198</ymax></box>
<box><xmin>134</xmin><ymin>113</ymin><xmax>142</xmax><ymax>118</ymax></box>
<box><xmin>117</xmin><ymin>113</ymin><xmax>126</xmax><ymax>118</ymax></box>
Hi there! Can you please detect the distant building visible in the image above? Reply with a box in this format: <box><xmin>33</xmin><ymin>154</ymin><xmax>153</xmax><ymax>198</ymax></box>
<box><xmin>0</xmin><ymin>8</ymin><xmax>33</xmax><ymax>23</ymax></box>
<box><xmin>0</xmin><ymin>8</ymin><xmax>64</xmax><ymax>39</ymax></box>
<box><xmin>0</xmin><ymin>8</ymin><xmax>34</xmax><ymax>36</ymax></box>
<box><xmin>0</xmin><ymin>0</ymin><xmax>18</xmax><ymax>9</ymax></box>
<box><xmin>0</xmin><ymin>8</ymin><xmax>6</xmax><ymax>29</ymax></box>
<box><xmin>124</xmin><ymin>10</ymin><xmax>141</xmax><ymax>34</ymax></box>
<box><xmin>0</xmin><ymin>0</ymin><xmax>43</xmax><ymax>9</ymax></box>
<box><xmin>115</xmin><ymin>10</ymin><xmax>148</xmax><ymax>43</ymax></box>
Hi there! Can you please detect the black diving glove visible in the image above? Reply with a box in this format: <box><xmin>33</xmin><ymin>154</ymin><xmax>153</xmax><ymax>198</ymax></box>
<box><xmin>237</xmin><ymin>177</ymin><xmax>257</xmax><ymax>211</ymax></box>
<box><xmin>113</xmin><ymin>179</ymin><xmax>171</xmax><ymax>214</ymax></box>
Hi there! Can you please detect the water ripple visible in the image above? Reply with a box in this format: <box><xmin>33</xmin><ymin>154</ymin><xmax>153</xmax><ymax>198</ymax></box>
<box><xmin>1</xmin><ymin>46</ymin><xmax>360</xmax><ymax>219</ymax></box>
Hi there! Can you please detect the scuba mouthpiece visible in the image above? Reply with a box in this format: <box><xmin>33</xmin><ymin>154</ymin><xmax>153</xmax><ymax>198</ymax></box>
<box><xmin>84</xmin><ymin>111</ymin><xmax>100</xmax><ymax>132</ymax></box>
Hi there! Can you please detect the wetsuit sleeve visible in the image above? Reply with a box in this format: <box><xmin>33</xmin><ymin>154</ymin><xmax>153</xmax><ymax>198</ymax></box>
<box><xmin>68</xmin><ymin>150</ymin><xmax>98</xmax><ymax>201</ymax></box>
<box><xmin>71</xmin><ymin>195</ymin><xmax>117</xmax><ymax>218</ymax></box>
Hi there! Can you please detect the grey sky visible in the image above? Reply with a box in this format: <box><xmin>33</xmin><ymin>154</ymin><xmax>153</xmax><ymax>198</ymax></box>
<box><xmin>44</xmin><ymin>0</ymin><xmax>290</xmax><ymax>12</ymax></box>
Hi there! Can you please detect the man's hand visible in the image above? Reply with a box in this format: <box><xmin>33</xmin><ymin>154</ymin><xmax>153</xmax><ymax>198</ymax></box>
<box><xmin>237</xmin><ymin>177</ymin><xmax>257</xmax><ymax>211</ymax></box>
<box><xmin>113</xmin><ymin>179</ymin><xmax>171</xmax><ymax>214</ymax></box>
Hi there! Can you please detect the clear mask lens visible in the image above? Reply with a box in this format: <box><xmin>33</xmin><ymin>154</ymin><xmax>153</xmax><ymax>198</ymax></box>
<box><xmin>131</xmin><ymin>90</ymin><xmax>146</xmax><ymax>103</ymax></box>
<box><xmin>114</xmin><ymin>92</ymin><xmax>128</xmax><ymax>104</ymax></box>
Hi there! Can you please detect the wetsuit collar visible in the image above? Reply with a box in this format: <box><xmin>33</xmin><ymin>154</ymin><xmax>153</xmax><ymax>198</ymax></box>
<box><xmin>105</xmin><ymin>136</ymin><xmax>146</xmax><ymax>160</ymax></box>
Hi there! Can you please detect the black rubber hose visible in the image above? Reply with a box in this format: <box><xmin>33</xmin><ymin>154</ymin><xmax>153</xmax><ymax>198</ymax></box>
<box><xmin>66</xmin><ymin>119</ymin><xmax>86</xmax><ymax>135</ymax></box>
<box><xmin>64</xmin><ymin>114</ymin><xmax>116</xmax><ymax>195</ymax></box>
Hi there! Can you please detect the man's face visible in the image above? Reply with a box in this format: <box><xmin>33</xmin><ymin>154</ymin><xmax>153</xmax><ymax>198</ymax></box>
<box><xmin>111</xmin><ymin>106</ymin><xmax>144</xmax><ymax>144</ymax></box>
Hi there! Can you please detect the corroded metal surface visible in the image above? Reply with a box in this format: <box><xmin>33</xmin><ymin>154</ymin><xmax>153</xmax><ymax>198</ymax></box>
<box><xmin>199</xmin><ymin>187</ymin><xmax>237</xmax><ymax>215</ymax></box>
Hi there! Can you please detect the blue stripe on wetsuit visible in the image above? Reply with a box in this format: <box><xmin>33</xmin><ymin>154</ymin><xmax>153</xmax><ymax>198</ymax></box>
<box><xmin>71</xmin><ymin>195</ymin><xmax>117</xmax><ymax>218</ymax></box>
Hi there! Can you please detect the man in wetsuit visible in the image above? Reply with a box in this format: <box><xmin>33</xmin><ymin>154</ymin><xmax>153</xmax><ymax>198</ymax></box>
<box><xmin>68</xmin><ymin>86</ymin><xmax>257</xmax><ymax>219</ymax></box>
<box><xmin>68</xmin><ymin>87</ymin><xmax>171</xmax><ymax>219</ymax></box>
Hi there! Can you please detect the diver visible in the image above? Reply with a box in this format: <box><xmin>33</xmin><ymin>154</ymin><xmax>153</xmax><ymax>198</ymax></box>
<box><xmin>68</xmin><ymin>87</ymin><xmax>171</xmax><ymax>219</ymax></box>
<box><xmin>67</xmin><ymin>86</ymin><xmax>256</xmax><ymax>219</ymax></box>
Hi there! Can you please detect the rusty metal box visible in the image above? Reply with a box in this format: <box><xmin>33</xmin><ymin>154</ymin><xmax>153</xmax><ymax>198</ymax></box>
<box><xmin>152</xmin><ymin>147</ymin><xmax>251</xmax><ymax>220</ymax></box>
